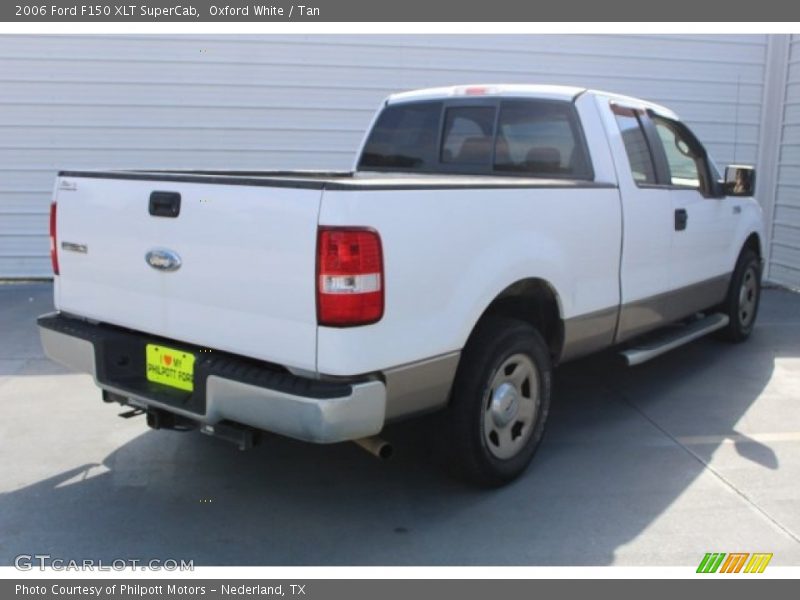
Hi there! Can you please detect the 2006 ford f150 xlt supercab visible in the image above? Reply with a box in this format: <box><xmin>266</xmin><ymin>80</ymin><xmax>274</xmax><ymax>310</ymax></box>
<box><xmin>39</xmin><ymin>84</ymin><xmax>764</xmax><ymax>485</ymax></box>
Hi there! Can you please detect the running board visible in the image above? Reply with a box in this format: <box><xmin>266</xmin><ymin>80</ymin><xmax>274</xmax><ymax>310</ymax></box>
<box><xmin>621</xmin><ymin>313</ymin><xmax>730</xmax><ymax>366</ymax></box>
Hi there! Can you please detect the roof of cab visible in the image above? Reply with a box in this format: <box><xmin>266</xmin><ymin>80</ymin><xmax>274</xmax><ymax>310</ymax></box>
<box><xmin>387</xmin><ymin>84</ymin><xmax>587</xmax><ymax>104</ymax></box>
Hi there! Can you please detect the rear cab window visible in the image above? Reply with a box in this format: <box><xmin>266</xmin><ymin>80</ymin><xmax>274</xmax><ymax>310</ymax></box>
<box><xmin>441</xmin><ymin>106</ymin><xmax>495</xmax><ymax>165</ymax></box>
<box><xmin>358</xmin><ymin>101</ymin><xmax>442</xmax><ymax>170</ymax></box>
<box><xmin>495</xmin><ymin>100</ymin><xmax>591</xmax><ymax>178</ymax></box>
<box><xmin>359</xmin><ymin>97</ymin><xmax>594</xmax><ymax>180</ymax></box>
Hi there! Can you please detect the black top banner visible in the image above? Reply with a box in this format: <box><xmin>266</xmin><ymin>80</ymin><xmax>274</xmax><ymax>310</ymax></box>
<box><xmin>3</xmin><ymin>0</ymin><xmax>800</xmax><ymax>22</ymax></box>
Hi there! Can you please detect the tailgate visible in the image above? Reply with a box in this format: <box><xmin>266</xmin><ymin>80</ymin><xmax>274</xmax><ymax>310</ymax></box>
<box><xmin>53</xmin><ymin>174</ymin><xmax>322</xmax><ymax>372</ymax></box>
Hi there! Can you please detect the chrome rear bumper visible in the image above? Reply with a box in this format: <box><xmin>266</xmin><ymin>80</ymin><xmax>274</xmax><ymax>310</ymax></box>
<box><xmin>38</xmin><ymin>314</ymin><xmax>386</xmax><ymax>444</ymax></box>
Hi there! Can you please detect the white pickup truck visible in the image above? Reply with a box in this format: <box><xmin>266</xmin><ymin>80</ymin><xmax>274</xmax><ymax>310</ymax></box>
<box><xmin>39</xmin><ymin>84</ymin><xmax>764</xmax><ymax>486</ymax></box>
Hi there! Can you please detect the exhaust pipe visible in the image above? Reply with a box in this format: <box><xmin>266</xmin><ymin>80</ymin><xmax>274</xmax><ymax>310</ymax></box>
<box><xmin>353</xmin><ymin>436</ymin><xmax>393</xmax><ymax>460</ymax></box>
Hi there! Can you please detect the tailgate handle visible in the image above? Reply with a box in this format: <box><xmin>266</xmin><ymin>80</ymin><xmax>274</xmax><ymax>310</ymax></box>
<box><xmin>149</xmin><ymin>191</ymin><xmax>181</xmax><ymax>218</ymax></box>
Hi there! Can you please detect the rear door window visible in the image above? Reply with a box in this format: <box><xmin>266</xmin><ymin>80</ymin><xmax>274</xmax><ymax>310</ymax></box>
<box><xmin>613</xmin><ymin>108</ymin><xmax>658</xmax><ymax>184</ymax></box>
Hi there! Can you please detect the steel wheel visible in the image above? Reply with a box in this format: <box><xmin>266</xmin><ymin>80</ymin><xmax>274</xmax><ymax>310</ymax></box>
<box><xmin>716</xmin><ymin>247</ymin><xmax>760</xmax><ymax>343</ymax></box>
<box><xmin>738</xmin><ymin>265</ymin><xmax>758</xmax><ymax>328</ymax></box>
<box><xmin>446</xmin><ymin>316</ymin><xmax>552</xmax><ymax>486</ymax></box>
<box><xmin>482</xmin><ymin>353</ymin><xmax>539</xmax><ymax>460</ymax></box>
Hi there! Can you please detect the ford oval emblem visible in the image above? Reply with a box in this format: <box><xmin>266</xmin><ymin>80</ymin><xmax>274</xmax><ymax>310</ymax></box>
<box><xmin>145</xmin><ymin>248</ymin><xmax>182</xmax><ymax>272</ymax></box>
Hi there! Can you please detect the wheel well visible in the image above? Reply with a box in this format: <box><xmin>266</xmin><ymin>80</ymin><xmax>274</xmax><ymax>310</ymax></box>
<box><xmin>477</xmin><ymin>279</ymin><xmax>564</xmax><ymax>361</ymax></box>
<box><xmin>744</xmin><ymin>232</ymin><xmax>761</xmax><ymax>259</ymax></box>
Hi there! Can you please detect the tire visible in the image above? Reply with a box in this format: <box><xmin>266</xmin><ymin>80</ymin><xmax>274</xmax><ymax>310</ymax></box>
<box><xmin>445</xmin><ymin>316</ymin><xmax>552</xmax><ymax>487</ymax></box>
<box><xmin>716</xmin><ymin>248</ymin><xmax>762</xmax><ymax>342</ymax></box>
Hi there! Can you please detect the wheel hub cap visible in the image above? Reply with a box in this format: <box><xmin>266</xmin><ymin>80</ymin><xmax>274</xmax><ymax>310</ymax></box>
<box><xmin>482</xmin><ymin>353</ymin><xmax>540</xmax><ymax>460</ymax></box>
<box><xmin>739</xmin><ymin>266</ymin><xmax>758</xmax><ymax>327</ymax></box>
<box><xmin>490</xmin><ymin>382</ymin><xmax>519</xmax><ymax>427</ymax></box>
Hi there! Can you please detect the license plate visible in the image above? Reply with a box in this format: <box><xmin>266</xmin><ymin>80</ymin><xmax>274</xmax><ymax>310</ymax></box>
<box><xmin>145</xmin><ymin>343</ymin><xmax>195</xmax><ymax>392</ymax></box>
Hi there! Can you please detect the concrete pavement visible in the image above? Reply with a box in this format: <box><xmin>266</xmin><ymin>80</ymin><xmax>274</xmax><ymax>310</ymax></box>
<box><xmin>1</xmin><ymin>282</ymin><xmax>798</xmax><ymax>566</ymax></box>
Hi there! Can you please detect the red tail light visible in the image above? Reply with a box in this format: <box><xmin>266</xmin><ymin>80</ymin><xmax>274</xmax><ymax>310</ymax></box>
<box><xmin>49</xmin><ymin>202</ymin><xmax>59</xmax><ymax>276</ymax></box>
<box><xmin>317</xmin><ymin>227</ymin><xmax>384</xmax><ymax>327</ymax></box>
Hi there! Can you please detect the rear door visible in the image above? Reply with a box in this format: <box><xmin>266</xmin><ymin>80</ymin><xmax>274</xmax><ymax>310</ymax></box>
<box><xmin>54</xmin><ymin>174</ymin><xmax>322</xmax><ymax>372</ymax></box>
<box><xmin>604</xmin><ymin>102</ymin><xmax>674</xmax><ymax>340</ymax></box>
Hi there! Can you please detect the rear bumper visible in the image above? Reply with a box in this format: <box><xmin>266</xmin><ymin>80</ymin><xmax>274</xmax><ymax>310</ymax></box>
<box><xmin>37</xmin><ymin>313</ymin><xmax>386</xmax><ymax>443</ymax></box>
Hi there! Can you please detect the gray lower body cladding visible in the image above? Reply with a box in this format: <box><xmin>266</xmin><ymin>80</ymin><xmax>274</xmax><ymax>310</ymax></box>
<box><xmin>561</xmin><ymin>273</ymin><xmax>731</xmax><ymax>361</ymax></box>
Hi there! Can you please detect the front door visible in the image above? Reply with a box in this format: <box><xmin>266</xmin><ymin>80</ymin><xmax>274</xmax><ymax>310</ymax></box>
<box><xmin>647</xmin><ymin>115</ymin><xmax>737</xmax><ymax>307</ymax></box>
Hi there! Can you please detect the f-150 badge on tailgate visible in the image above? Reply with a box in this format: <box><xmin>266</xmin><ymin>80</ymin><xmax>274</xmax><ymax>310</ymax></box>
<box><xmin>145</xmin><ymin>248</ymin><xmax>181</xmax><ymax>272</ymax></box>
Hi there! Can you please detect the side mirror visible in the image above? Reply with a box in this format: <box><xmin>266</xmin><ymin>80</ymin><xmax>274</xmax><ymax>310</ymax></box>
<box><xmin>723</xmin><ymin>165</ymin><xmax>756</xmax><ymax>197</ymax></box>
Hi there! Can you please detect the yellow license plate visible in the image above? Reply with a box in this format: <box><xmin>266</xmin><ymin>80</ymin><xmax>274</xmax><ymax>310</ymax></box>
<box><xmin>145</xmin><ymin>344</ymin><xmax>195</xmax><ymax>392</ymax></box>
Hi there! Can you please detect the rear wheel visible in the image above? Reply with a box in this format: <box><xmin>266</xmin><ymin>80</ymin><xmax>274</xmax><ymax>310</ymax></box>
<box><xmin>446</xmin><ymin>317</ymin><xmax>552</xmax><ymax>487</ymax></box>
<box><xmin>717</xmin><ymin>248</ymin><xmax>761</xmax><ymax>342</ymax></box>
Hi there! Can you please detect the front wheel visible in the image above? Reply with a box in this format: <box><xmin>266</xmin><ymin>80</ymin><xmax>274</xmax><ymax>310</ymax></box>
<box><xmin>446</xmin><ymin>317</ymin><xmax>552</xmax><ymax>487</ymax></box>
<box><xmin>717</xmin><ymin>248</ymin><xmax>762</xmax><ymax>342</ymax></box>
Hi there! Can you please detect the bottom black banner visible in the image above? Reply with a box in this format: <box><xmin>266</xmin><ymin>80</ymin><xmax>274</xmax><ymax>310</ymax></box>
<box><xmin>3</xmin><ymin>579</ymin><xmax>796</xmax><ymax>600</ymax></box>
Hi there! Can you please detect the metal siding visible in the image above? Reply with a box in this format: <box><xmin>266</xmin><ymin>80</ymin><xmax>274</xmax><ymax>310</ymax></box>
<box><xmin>0</xmin><ymin>34</ymin><xmax>769</xmax><ymax>277</ymax></box>
<box><xmin>770</xmin><ymin>35</ymin><xmax>800</xmax><ymax>288</ymax></box>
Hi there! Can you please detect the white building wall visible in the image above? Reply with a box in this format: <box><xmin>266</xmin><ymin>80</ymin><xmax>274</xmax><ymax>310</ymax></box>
<box><xmin>0</xmin><ymin>34</ymin><xmax>773</xmax><ymax>277</ymax></box>
<box><xmin>769</xmin><ymin>34</ymin><xmax>800</xmax><ymax>289</ymax></box>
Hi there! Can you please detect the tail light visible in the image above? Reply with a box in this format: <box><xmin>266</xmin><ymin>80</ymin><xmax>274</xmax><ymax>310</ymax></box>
<box><xmin>317</xmin><ymin>227</ymin><xmax>384</xmax><ymax>327</ymax></box>
<box><xmin>49</xmin><ymin>202</ymin><xmax>59</xmax><ymax>276</ymax></box>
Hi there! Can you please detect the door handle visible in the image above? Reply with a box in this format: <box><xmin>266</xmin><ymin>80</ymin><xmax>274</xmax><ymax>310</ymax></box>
<box><xmin>674</xmin><ymin>208</ymin><xmax>688</xmax><ymax>231</ymax></box>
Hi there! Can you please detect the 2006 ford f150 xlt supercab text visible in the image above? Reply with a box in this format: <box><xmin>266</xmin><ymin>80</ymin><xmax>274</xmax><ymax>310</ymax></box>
<box><xmin>39</xmin><ymin>85</ymin><xmax>764</xmax><ymax>485</ymax></box>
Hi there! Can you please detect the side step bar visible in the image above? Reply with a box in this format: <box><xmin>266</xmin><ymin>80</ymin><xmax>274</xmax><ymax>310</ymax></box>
<box><xmin>621</xmin><ymin>313</ymin><xmax>730</xmax><ymax>366</ymax></box>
